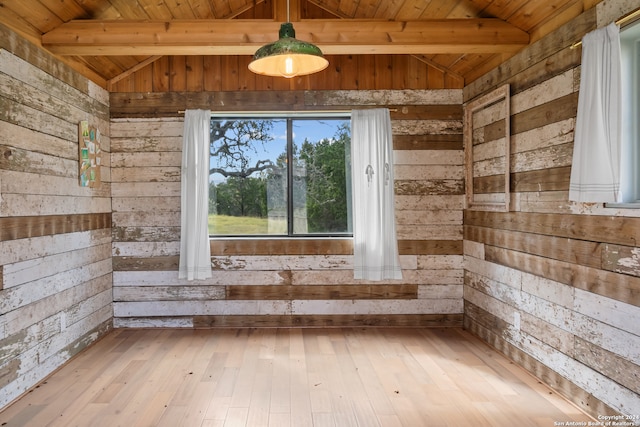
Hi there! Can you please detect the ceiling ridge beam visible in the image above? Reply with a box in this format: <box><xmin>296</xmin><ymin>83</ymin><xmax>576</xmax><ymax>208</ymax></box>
<box><xmin>42</xmin><ymin>19</ymin><xmax>530</xmax><ymax>56</ymax></box>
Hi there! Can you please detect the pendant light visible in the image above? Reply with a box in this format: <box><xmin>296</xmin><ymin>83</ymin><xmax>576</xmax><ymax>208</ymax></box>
<box><xmin>248</xmin><ymin>0</ymin><xmax>328</xmax><ymax>78</ymax></box>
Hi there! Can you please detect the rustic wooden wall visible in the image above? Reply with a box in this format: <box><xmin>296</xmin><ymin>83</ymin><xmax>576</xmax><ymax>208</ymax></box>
<box><xmin>108</xmin><ymin>54</ymin><xmax>464</xmax><ymax>92</ymax></box>
<box><xmin>462</xmin><ymin>3</ymin><xmax>640</xmax><ymax>420</ymax></box>
<box><xmin>110</xmin><ymin>89</ymin><xmax>465</xmax><ymax>328</ymax></box>
<box><xmin>3</xmin><ymin>0</ymin><xmax>639</xmax><ymax>418</ymax></box>
<box><xmin>0</xmin><ymin>24</ymin><xmax>112</xmax><ymax>408</ymax></box>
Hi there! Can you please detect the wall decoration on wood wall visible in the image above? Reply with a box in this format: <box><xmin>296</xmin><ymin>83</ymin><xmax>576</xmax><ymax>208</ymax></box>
<box><xmin>78</xmin><ymin>120</ymin><xmax>101</xmax><ymax>187</ymax></box>
<box><xmin>464</xmin><ymin>84</ymin><xmax>510</xmax><ymax>211</ymax></box>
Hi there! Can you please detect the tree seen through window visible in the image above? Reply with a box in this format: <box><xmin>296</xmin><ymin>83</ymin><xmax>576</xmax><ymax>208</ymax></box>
<box><xmin>208</xmin><ymin>116</ymin><xmax>351</xmax><ymax>236</ymax></box>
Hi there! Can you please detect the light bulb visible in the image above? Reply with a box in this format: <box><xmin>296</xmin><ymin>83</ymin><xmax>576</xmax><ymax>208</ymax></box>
<box><xmin>281</xmin><ymin>56</ymin><xmax>297</xmax><ymax>78</ymax></box>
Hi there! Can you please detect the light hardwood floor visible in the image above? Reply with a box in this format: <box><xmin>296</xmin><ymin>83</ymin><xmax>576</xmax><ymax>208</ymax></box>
<box><xmin>0</xmin><ymin>327</ymin><xmax>594</xmax><ymax>427</ymax></box>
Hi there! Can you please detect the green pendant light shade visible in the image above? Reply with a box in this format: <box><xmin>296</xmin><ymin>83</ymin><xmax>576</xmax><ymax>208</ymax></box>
<box><xmin>248</xmin><ymin>23</ymin><xmax>329</xmax><ymax>78</ymax></box>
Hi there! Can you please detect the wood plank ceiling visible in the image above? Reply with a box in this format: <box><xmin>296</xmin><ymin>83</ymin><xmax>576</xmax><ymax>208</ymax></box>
<box><xmin>0</xmin><ymin>0</ymin><xmax>597</xmax><ymax>89</ymax></box>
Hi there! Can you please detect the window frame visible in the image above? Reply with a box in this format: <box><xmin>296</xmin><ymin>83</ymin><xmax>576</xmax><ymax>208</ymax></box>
<box><xmin>607</xmin><ymin>19</ymin><xmax>640</xmax><ymax>208</ymax></box>
<box><xmin>208</xmin><ymin>111</ymin><xmax>353</xmax><ymax>238</ymax></box>
<box><xmin>463</xmin><ymin>84</ymin><xmax>511</xmax><ymax>212</ymax></box>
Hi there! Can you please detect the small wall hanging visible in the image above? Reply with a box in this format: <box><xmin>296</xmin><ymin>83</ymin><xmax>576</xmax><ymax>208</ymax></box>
<box><xmin>78</xmin><ymin>120</ymin><xmax>101</xmax><ymax>187</ymax></box>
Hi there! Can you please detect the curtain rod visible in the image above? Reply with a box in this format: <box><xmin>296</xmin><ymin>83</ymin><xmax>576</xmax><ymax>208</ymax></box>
<box><xmin>570</xmin><ymin>7</ymin><xmax>640</xmax><ymax>49</ymax></box>
<box><xmin>177</xmin><ymin>108</ymin><xmax>398</xmax><ymax>115</ymax></box>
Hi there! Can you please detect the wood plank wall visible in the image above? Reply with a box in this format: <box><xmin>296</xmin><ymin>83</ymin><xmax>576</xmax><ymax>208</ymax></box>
<box><xmin>0</xmin><ymin>23</ymin><xmax>112</xmax><ymax>408</ymax></box>
<box><xmin>462</xmin><ymin>4</ymin><xmax>640</xmax><ymax>420</ymax></box>
<box><xmin>108</xmin><ymin>54</ymin><xmax>463</xmax><ymax>92</ymax></box>
<box><xmin>109</xmin><ymin>89</ymin><xmax>465</xmax><ymax>328</ymax></box>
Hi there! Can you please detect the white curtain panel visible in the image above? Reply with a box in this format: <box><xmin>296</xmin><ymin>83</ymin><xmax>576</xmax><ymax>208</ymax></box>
<box><xmin>179</xmin><ymin>109</ymin><xmax>212</xmax><ymax>281</ymax></box>
<box><xmin>569</xmin><ymin>22</ymin><xmax>622</xmax><ymax>203</ymax></box>
<box><xmin>351</xmin><ymin>108</ymin><xmax>403</xmax><ymax>281</ymax></box>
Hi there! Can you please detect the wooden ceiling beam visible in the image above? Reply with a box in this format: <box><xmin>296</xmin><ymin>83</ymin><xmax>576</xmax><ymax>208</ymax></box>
<box><xmin>42</xmin><ymin>19</ymin><xmax>529</xmax><ymax>56</ymax></box>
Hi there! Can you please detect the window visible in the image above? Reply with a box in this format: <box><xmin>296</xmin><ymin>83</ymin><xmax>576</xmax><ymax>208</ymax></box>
<box><xmin>208</xmin><ymin>113</ymin><xmax>352</xmax><ymax>236</ymax></box>
<box><xmin>619</xmin><ymin>20</ymin><xmax>640</xmax><ymax>204</ymax></box>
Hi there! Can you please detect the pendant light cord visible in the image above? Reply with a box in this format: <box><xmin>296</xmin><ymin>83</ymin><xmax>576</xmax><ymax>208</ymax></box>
<box><xmin>287</xmin><ymin>0</ymin><xmax>290</xmax><ymax>22</ymax></box>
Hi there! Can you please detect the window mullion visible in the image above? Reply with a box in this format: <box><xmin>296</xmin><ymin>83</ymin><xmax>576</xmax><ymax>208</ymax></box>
<box><xmin>287</xmin><ymin>119</ymin><xmax>294</xmax><ymax>236</ymax></box>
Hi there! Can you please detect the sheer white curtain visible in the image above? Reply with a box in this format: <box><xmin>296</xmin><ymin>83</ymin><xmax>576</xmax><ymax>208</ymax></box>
<box><xmin>351</xmin><ymin>108</ymin><xmax>402</xmax><ymax>280</ymax></box>
<box><xmin>569</xmin><ymin>22</ymin><xmax>622</xmax><ymax>203</ymax></box>
<box><xmin>179</xmin><ymin>109</ymin><xmax>212</xmax><ymax>281</ymax></box>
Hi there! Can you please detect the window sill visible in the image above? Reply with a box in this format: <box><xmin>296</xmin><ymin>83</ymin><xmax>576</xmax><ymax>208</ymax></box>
<box><xmin>210</xmin><ymin>237</ymin><xmax>354</xmax><ymax>256</ymax></box>
<box><xmin>605</xmin><ymin>202</ymin><xmax>640</xmax><ymax>209</ymax></box>
<box><xmin>210</xmin><ymin>235</ymin><xmax>352</xmax><ymax>239</ymax></box>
